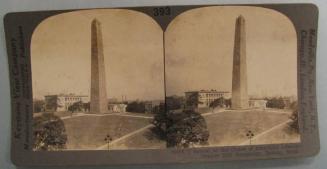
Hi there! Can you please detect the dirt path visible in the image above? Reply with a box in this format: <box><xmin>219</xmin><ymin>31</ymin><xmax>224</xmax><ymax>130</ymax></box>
<box><xmin>96</xmin><ymin>124</ymin><xmax>154</xmax><ymax>150</ymax></box>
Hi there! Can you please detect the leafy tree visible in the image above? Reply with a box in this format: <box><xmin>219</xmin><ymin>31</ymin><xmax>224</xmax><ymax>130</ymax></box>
<box><xmin>151</xmin><ymin>103</ymin><xmax>167</xmax><ymax>139</ymax></box>
<box><xmin>209</xmin><ymin>97</ymin><xmax>225</xmax><ymax>109</ymax></box>
<box><xmin>152</xmin><ymin>107</ymin><xmax>209</xmax><ymax>148</ymax></box>
<box><xmin>33</xmin><ymin>113</ymin><xmax>67</xmax><ymax>151</ymax></box>
<box><xmin>33</xmin><ymin>100</ymin><xmax>45</xmax><ymax>113</ymax></box>
<box><xmin>68</xmin><ymin>101</ymin><xmax>83</xmax><ymax>114</ymax></box>
<box><xmin>45</xmin><ymin>97</ymin><xmax>58</xmax><ymax>111</ymax></box>
<box><xmin>166</xmin><ymin>109</ymin><xmax>209</xmax><ymax>148</ymax></box>
<box><xmin>126</xmin><ymin>101</ymin><xmax>146</xmax><ymax>113</ymax></box>
<box><xmin>166</xmin><ymin>96</ymin><xmax>185</xmax><ymax>111</ymax></box>
<box><xmin>266</xmin><ymin>97</ymin><xmax>285</xmax><ymax>109</ymax></box>
<box><xmin>186</xmin><ymin>93</ymin><xmax>200</xmax><ymax>109</ymax></box>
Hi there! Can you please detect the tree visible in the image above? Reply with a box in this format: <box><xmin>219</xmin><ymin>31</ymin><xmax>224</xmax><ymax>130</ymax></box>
<box><xmin>209</xmin><ymin>97</ymin><xmax>225</xmax><ymax>109</ymax></box>
<box><xmin>68</xmin><ymin>101</ymin><xmax>83</xmax><ymax>114</ymax></box>
<box><xmin>266</xmin><ymin>97</ymin><xmax>285</xmax><ymax>109</ymax></box>
<box><xmin>166</xmin><ymin>109</ymin><xmax>209</xmax><ymax>148</ymax></box>
<box><xmin>33</xmin><ymin>113</ymin><xmax>67</xmax><ymax>151</ymax></box>
<box><xmin>33</xmin><ymin>100</ymin><xmax>45</xmax><ymax>113</ymax></box>
<box><xmin>166</xmin><ymin>96</ymin><xmax>184</xmax><ymax>111</ymax></box>
<box><xmin>151</xmin><ymin>103</ymin><xmax>168</xmax><ymax>139</ymax></box>
<box><xmin>45</xmin><ymin>97</ymin><xmax>58</xmax><ymax>111</ymax></box>
<box><xmin>185</xmin><ymin>93</ymin><xmax>200</xmax><ymax>109</ymax></box>
<box><xmin>126</xmin><ymin>101</ymin><xmax>146</xmax><ymax>113</ymax></box>
<box><xmin>152</xmin><ymin>107</ymin><xmax>209</xmax><ymax>148</ymax></box>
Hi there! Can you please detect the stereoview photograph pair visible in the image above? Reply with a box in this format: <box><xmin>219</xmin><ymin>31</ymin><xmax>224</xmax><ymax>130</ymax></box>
<box><xmin>4</xmin><ymin>4</ymin><xmax>319</xmax><ymax>166</ymax></box>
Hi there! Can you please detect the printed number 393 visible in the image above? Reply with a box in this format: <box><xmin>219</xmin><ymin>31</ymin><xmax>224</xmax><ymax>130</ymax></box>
<box><xmin>153</xmin><ymin>7</ymin><xmax>171</xmax><ymax>16</ymax></box>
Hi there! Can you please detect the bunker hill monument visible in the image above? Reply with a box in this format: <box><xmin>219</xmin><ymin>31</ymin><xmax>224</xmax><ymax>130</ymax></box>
<box><xmin>90</xmin><ymin>19</ymin><xmax>108</xmax><ymax>113</ymax></box>
<box><xmin>231</xmin><ymin>16</ymin><xmax>249</xmax><ymax>109</ymax></box>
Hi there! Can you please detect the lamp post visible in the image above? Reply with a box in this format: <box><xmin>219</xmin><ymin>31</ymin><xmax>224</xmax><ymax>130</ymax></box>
<box><xmin>104</xmin><ymin>134</ymin><xmax>113</xmax><ymax>150</ymax></box>
<box><xmin>246</xmin><ymin>130</ymin><xmax>254</xmax><ymax>145</ymax></box>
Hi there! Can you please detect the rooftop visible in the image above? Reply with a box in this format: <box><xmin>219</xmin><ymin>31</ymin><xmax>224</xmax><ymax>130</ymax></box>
<box><xmin>45</xmin><ymin>94</ymin><xmax>88</xmax><ymax>97</ymax></box>
<box><xmin>185</xmin><ymin>90</ymin><xmax>230</xmax><ymax>93</ymax></box>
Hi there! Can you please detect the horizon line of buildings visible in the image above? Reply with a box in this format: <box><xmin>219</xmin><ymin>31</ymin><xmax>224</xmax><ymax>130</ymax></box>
<box><xmin>34</xmin><ymin>90</ymin><xmax>297</xmax><ymax>113</ymax></box>
<box><xmin>34</xmin><ymin>94</ymin><xmax>164</xmax><ymax>113</ymax></box>
<box><xmin>183</xmin><ymin>90</ymin><xmax>296</xmax><ymax>109</ymax></box>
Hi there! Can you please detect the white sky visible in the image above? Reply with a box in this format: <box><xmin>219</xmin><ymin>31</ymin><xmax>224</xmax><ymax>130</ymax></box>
<box><xmin>31</xmin><ymin>9</ymin><xmax>164</xmax><ymax>100</ymax></box>
<box><xmin>165</xmin><ymin>6</ymin><xmax>297</xmax><ymax>98</ymax></box>
<box><xmin>31</xmin><ymin>6</ymin><xmax>297</xmax><ymax>100</ymax></box>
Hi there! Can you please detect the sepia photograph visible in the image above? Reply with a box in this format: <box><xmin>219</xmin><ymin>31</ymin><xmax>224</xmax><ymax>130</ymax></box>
<box><xmin>164</xmin><ymin>6</ymin><xmax>300</xmax><ymax>148</ymax></box>
<box><xmin>31</xmin><ymin>9</ymin><xmax>166</xmax><ymax>150</ymax></box>
<box><xmin>31</xmin><ymin>6</ymin><xmax>300</xmax><ymax>151</ymax></box>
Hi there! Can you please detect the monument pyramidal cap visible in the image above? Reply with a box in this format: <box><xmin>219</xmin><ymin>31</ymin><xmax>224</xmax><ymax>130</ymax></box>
<box><xmin>90</xmin><ymin>18</ymin><xmax>108</xmax><ymax>113</ymax></box>
<box><xmin>231</xmin><ymin>15</ymin><xmax>249</xmax><ymax>109</ymax></box>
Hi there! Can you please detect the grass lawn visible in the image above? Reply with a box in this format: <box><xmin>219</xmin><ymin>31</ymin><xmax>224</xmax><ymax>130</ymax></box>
<box><xmin>248</xmin><ymin>121</ymin><xmax>300</xmax><ymax>145</ymax></box>
<box><xmin>123</xmin><ymin>112</ymin><xmax>154</xmax><ymax>117</ymax></box>
<box><xmin>110</xmin><ymin>126</ymin><xmax>166</xmax><ymax>150</ymax></box>
<box><xmin>204</xmin><ymin>109</ymin><xmax>299</xmax><ymax>146</ymax></box>
<box><xmin>63</xmin><ymin>115</ymin><xmax>151</xmax><ymax>149</ymax></box>
<box><xmin>56</xmin><ymin>108</ymin><xmax>299</xmax><ymax>150</ymax></box>
<box><xmin>109</xmin><ymin>109</ymin><xmax>299</xmax><ymax>149</ymax></box>
<box><xmin>34</xmin><ymin>111</ymin><xmax>77</xmax><ymax>118</ymax></box>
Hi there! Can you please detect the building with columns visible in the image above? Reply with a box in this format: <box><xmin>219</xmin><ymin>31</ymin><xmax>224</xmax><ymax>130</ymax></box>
<box><xmin>185</xmin><ymin>90</ymin><xmax>231</xmax><ymax>108</ymax></box>
<box><xmin>44</xmin><ymin>94</ymin><xmax>89</xmax><ymax>112</ymax></box>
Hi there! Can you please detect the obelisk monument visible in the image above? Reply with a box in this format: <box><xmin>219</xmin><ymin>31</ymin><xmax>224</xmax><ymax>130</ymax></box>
<box><xmin>90</xmin><ymin>19</ymin><xmax>108</xmax><ymax>113</ymax></box>
<box><xmin>232</xmin><ymin>15</ymin><xmax>249</xmax><ymax>109</ymax></box>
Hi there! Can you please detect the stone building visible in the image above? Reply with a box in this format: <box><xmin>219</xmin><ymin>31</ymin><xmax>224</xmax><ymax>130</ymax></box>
<box><xmin>108</xmin><ymin>103</ymin><xmax>127</xmax><ymax>113</ymax></box>
<box><xmin>185</xmin><ymin>90</ymin><xmax>231</xmax><ymax>108</ymax></box>
<box><xmin>44</xmin><ymin>94</ymin><xmax>89</xmax><ymax>111</ymax></box>
<box><xmin>249</xmin><ymin>99</ymin><xmax>267</xmax><ymax>109</ymax></box>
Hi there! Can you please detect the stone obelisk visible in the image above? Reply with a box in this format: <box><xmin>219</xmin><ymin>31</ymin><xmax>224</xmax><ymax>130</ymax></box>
<box><xmin>232</xmin><ymin>15</ymin><xmax>248</xmax><ymax>109</ymax></box>
<box><xmin>90</xmin><ymin>19</ymin><xmax>108</xmax><ymax>113</ymax></box>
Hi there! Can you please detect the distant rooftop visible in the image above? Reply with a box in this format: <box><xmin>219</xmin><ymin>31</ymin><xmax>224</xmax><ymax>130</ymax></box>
<box><xmin>185</xmin><ymin>90</ymin><xmax>230</xmax><ymax>93</ymax></box>
<box><xmin>45</xmin><ymin>94</ymin><xmax>88</xmax><ymax>97</ymax></box>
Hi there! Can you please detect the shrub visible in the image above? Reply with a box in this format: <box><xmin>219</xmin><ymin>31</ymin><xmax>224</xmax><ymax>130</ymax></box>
<box><xmin>166</xmin><ymin>110</ymin><xmax>209</xmax><ymax>148</ymax></box>
<box><xmin>126</xmin><ymin>101</ymin><xmax>146</xmax><ymax>113</ymax></box>
<box><xmin>166</xmin><ymin>96</ymin><xmax>184</xmax><ymax>111</ymax></box>
<box><xmin>151</xmin><ymin>104</ymin><xmax>168</xmax><ymax>139</ymax></box>
<box><xmin>266</xmin><ymin>97</ymin><xmax>285</xmax><ymax>109</ymax></box>
<box><xmin>209</xmin><ymin>97</ymin><xmax>225</xmax><ymax>109</ymax></box>
<box><xmin>152</xmin><ymin>107</ymin><xmax>209</xmax><ymax>148</ymax></box>
<box><xmin>33</xmin><ymin>100</ymin><xmax>45</xmax><ymax>113</ymax></box>
<box><xmin>68</xmin><ymin>101</ymin><xmax>83</xmax><ymax>113</ymax></box>
<box><xmin>33</xmin><ymin>113</ymin><xmax>67</xmax><ymax>151</ymax></box>
<box><xmin>289</xmin><ymin>101</ymin><xmax>299</xmax><ymax>133</ymax></box>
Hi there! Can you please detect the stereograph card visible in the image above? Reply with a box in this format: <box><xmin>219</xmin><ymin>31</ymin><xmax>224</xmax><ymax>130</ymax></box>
<box><xmin>4</xmin><ymin>3</ymin><xmax>319</xmax><ymax>166</ymax></box>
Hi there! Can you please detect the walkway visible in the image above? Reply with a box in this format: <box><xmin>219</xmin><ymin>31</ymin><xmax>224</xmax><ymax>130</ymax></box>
<box><xmin>96</xmin><ymin>124</ymin><xmax>153</xmax><ymax>150</ymax></box>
